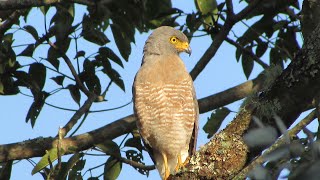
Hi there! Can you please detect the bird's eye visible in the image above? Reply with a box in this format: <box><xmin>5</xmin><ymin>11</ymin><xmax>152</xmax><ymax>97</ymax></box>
<box><xmin>170</xmin><ymin>36</ymin><xmax>178</xmax><ymax>43</ymax></box>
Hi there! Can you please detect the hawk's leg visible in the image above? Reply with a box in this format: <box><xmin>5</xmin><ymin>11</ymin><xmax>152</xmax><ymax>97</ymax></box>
<box><xmin>175</xmin><ymin>154</ymin><xmax>190</xmax><ymax>172</ymax></box>
<box><xmin>174</xmin><ymin>154</ymin><xmax>183</xmax><ymax>172</ymax></box>
<box><xmin>162</xmin><ymin>153</ymin><xmax>170</xmax><ymax>180</ymax></box>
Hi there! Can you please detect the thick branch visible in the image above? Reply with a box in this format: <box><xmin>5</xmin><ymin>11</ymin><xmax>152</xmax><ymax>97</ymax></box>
<box><xmin>198</xmin><ymin>73</ymin><xmax>265</xmax><ymax>113</ymax></box>
<box><xmin>0</xmin><ymin>76</ymin><xmax>266</xmax><ymax>162</ymax></box>
<box><xmin>0</xmin><ymin>0</ymin><xmax>95</xmax><ymax>10</ymax></box>
<box><xmin>0</xmin><ymin>115</ymin><xmax>136</xmax><ymax>162</ymax></box>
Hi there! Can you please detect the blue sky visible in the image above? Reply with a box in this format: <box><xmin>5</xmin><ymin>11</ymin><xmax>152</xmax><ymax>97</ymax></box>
<box><xmin>0</xmin><ymin>0</ymin><xmax>309</xmax><ymax>180</ymax></box>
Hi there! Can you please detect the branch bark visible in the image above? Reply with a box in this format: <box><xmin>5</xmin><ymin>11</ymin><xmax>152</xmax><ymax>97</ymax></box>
<box><xmin>0</xmin><ymin>74</ymin><xmax>267</xmax><ymax>162</ymax></box>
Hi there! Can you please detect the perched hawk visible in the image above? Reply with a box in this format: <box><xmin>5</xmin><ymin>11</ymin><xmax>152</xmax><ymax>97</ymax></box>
<box><xmin>133</xmin><ymin>26</ymin><xmax>199</xmax><ymax>180</ymax></box>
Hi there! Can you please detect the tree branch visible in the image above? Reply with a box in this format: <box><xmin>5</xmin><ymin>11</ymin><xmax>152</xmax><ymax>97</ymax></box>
<box><xmin>233</xmin><ymin>0</ymin><xmax>262</xmax><ymax>22</ymax></box>
<box><xmin>0</xmin><ymin>10</ymin><xmax>21</xmax><ymax>40</ymax></box>
<box><xmin>58</xmin><ymin>95</ymin><xmax>96</xmax><ymax>137</ymax></box>
<box><xmin>190</xmin><ymin>0</ymin><xmax>262</xmax><ymax>80</ymax></box>
<box><xmin>0</xmin><ymin>75</ymin><xmax>267</xmax><ymax>162</ymax></box>
<box><xmin>0</xmin><ymin>115</ymin><xmax>137</xmax><ymax>162</ymax></box>
<box><xmin>198</xmin><ymin>73</ymin><xmax>266</xmax><ymax>113</ymax></box>
<box><xmin>0</xmin><ymin>0</ymin><xmax>95</xmax><ymax>10</ymax></box>
<box><xmin>190</xmin><ymin>19</ymin><xmax>234</xmax><ymax>80</ymax></box>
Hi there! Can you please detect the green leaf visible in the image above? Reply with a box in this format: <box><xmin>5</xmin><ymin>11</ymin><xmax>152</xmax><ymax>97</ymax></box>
<box><xmin>238</xmin><ymin>15</ymin><xmax>275</xmax><ymax>46</ymax></box>
<box><xmin>273</xmin><ymin>20</ymin><xmax>288</xmax><ymax>31</ymax></box>
<box><xmin>88</xmin><ymin>177</ymin><xmax>99</xmax><ymax>180</ymax></box>
<box><xmin>74</xmin><ymin>51</ymin><xmax>85</xmax><ymax>59</ymax></box>
<box><xmin>104</xmin><ymin>157</ymin><xmax>122</xmax><ymax>180</ymax></box>
<box><xmin>242</xmin><ymin>49</ymin><xmax>254</xmax><ymax>79</ymax></box>
<box><xmin>13</xmin><ymin>71</ymin><xmax>31</xmax><ymax>87</ymax></box>
<box><xmin>29</xmin><ymin>63</ymin><xmax>46</xmax><ymax>90</ymax></box>
<box><xmin>39</xmin><ymin>6</ymin><xmax>50</xmax><ymax>15</ymax></box>
<box><xmin>67</xmin><ymin>84</ymin><xmax>81</xmax><ymax>106</ymax></box>
<box><xmin>83</xmin><ymin>59</ymin><xmax>95</xmax><ymax>74</ymax></box>
<box><xmin>99</xmin><ymin>47</ymin><xmax>123</xmax><ymax>68</ymax></box>
<box><xmin>96</xmin><ymin>140</ymin><xmax>120</xmax><ymax>157</ymax></box>
<box><xmin>47</xmin><ymin>47</ymin><xmax>60</xmax><ymax>70</ymax></box>
<box><xmin>82</xmin><ymin>15</ymin><xmax>110</xmax><ymax>46</ymax></box>
<box><xmin>31</xmin><ymin>147</ymin><xmax>65</xmax><ymax>175</ymax></box>
<box><xmin>67</xmin><ymin>4</ymin><xmax>75</xmax><ymax>17</ymax></box>
<box><xmin>82</xmin><ymin>28</ymin><xmax>110</xmax><ymax>46</ymax></box>
<box><xmin>235</xmin><ymin>47</ymin><xmax>242</xmax><ymax>62</ymax></box>
<box><xmin>50</xmin><ymin>6</ymin><xmax>74</xmax><ymax>43</ymax></box>
<box><xmin>85</xmin><ymin>74</ymin><xmax>101</xmax><ymax>95</ymax></box>
<box><xmin>0</xmin><ymin>76</ymin><xmax>19</xmax><ymax>95</ymax></box>
<box><xmin>0</xmin><ymin>161</ymin><xmax>13</xmax><ymax>180</ymax></box>
<box><xmin>3</xmin><ymin>33</ymin><xmax>13</xmax><ymax>44</ymax></box>
<box><xmin>195</xmin><ymin>0</ymin><xmax>218</xmax><ymax>29</ymax></box>
<box><xmin>110</xmin><ymin>24</ymin><xmax>131</xmax><ymax>61</ymax></box>
<box><xmin>270</xmin><ymin>48</ymin><xmax>283</xmax><ymax>68</ymax></box>
<box><xmin>125</xmin><ymin>150</ymin><xmax>148</xmax><ymax>175</ymax></box>
<box><xmin>18</xmin><ymin>44</ymin><xmax>35</xmax><ymax>57</ymax></box>
<box><xmin>0</xmin><ymin>80</ymin><xmax>3</xmax><ymax>94</ymax></box>
<box><xmin>103</xmin><ymin>68</ymin><xmax>125</xmax><ymax>92</ymax></box>
<box><xmin>124</xmin><ymin>137</ymin><xmax>143</xmax><ymax>152</ymax></box>
<box><xmin>68</xmin><ymin>159</ymin><xmax>86</xmax><ymax>180</ymax></box>
<box><xmin>26</xmin><ymin>92</ymin><xmax>49</xmax><ymax>128</ymax></box>
<box><xmin>56</xmin><ymin>153</ymin><xmax>83</xmax><ymax>180</ymax></box>
<box><xmin>256</xmin><ymin>42</ymin><xmax>268</xmax><ymax>57</ymax></box>
<box><xmin>24</xmin><ymin>25</ymin><xmax>39</xmax><ymax>40</ymax></box>
<box><xmin>51</xmin><ymin>75</ymin><xmax>65</xmax><ymax>86</ymax></box>
<box><xmin>203</xmin><ymin>107</ymin><xmax>230</xmax><ymax>138</ymax></box>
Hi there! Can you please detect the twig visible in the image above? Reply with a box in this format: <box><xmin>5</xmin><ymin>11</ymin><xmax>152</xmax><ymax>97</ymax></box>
<box><xmin>233</xmin><ymin>109</ymin><xmax>317</xmax><ymax>179</ymax></box>
<box><xmin>190</xmin><ymin>19</ymin><xmax>234</xmax><ymax>80</ymax></box>
<box><xmin>225</xmin><ymin>0</ymin><xmax>234</xmax><ymax>17</ymax></box>
<box><xmin>233</xmin><ymin>0</ymin><xmax>262</xmax><ymax>22</ymax></box>
<box><xmin>57</xmin><ymin>95</ymin><xmax>96</xmax><ymax>137</ymax></box>
<box><xmin>68</xmin><ymin>112</ymin><xmax>89</xmax><ymax>137</ymax></box>
<box><xmin>190</xmin><ymin>0</ymin><xmax>262</xmax><ymax>80</ymax></box>
<box><xmin>0</xmin><ymin>10</ymin><xmax>21</xmax><ymax>40</ymax></box>
<box><xmin>47</xmin><ymin>40</ymin><xmax>92</xmax><ymax>97</ymax></box>
<box><xmin>225</xmin><ymin>37</ymin><xmax>269</xmax><ymax>69</ymax></box>
<box><xmin>118</xmin><ymin>156</ymin><xmax>155</xmax><ymax>171</ymax></box>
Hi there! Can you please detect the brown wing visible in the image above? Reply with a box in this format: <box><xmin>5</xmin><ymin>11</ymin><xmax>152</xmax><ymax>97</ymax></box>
<box><xmin>189</xmin><ymin>84</ymin><xmax>199</xmax><ymax>156</ymax></box>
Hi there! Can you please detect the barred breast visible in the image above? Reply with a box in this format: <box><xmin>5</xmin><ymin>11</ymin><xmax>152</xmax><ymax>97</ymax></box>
<box><xmin>134</xmin><ymin>79</ymin><xmax>196</xmax><ymax>155</ymax></box>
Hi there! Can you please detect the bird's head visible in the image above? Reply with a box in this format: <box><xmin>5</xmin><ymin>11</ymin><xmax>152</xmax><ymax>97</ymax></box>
<box><xmin>143</xmin><ymin>26</ymin><xmax>192</xmax><ymax>56</ymax></box>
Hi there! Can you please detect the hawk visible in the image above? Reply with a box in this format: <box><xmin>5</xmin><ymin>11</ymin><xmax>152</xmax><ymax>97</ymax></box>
<box><xmin>133</xmin><ymin>26</ymin><xmax>199</xmax><ymax>180</ymax></box>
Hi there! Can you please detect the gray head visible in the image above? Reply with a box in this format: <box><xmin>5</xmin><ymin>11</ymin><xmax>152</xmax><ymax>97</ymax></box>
<box><xmin>143</xmin><ymin>26</ymin><xmax>191</xmax><ymax>56</ymax></box>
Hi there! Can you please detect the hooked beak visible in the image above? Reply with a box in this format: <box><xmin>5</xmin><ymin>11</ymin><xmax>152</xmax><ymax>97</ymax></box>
<box><xmin>185</xmin><ymin>46</ymin><xmax>192</xmax><ymax>56</ymax></box>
